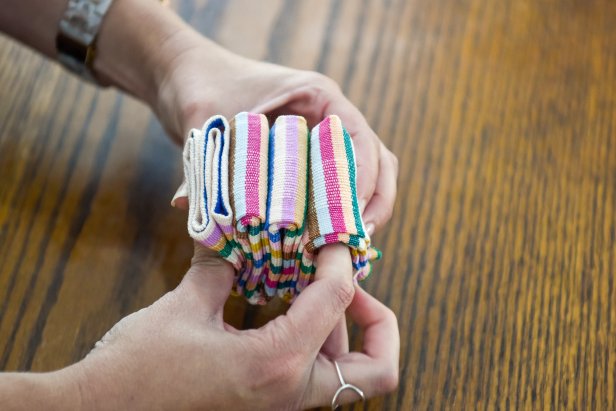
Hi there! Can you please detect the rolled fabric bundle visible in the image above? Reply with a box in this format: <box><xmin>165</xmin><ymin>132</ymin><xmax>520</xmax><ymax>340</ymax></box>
<box><xmin>183</xmin><ymin>115</ymin><xmax>243</xmax><ymax>269</ymax></box>
<box><xmin>265</xmin><ymin>115</ymin><xmax>309</xmax><ymax>299</ymax></box>
<box><xmin>305</xmin><ymin>115</ymin><xmax>380</xmax><ymax>281</ymax></box>
<box><xmin>230</xmin><ymin>112</ymin><xmax>270</xmax><ymax>303</ymax></box>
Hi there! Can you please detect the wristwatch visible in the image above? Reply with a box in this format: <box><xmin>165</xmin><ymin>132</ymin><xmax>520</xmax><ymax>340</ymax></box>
<box><xmin>56</xmin><ymin>0</ymin><xmax>115</xmax><ymax>84</ymax></box>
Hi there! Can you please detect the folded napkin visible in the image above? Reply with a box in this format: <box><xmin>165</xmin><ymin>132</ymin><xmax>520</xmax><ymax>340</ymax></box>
<box><xmin>183</xmin><ymin>116</ymin><xmax>243</xmax><ymax>269</ymax></box>
<box><xmin>265</xmin><ymin>115</ymin><xmax>309</xmax><ymax>299</ymax></box>
<box><xmin>230</xmin><ymin>112</ymin><xmax>270</xmax><ymax>303</ymax></box>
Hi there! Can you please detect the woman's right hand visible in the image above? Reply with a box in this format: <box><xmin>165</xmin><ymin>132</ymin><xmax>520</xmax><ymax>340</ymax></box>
<box><xmin>61</xmin><ymin>243</ymin><xmax>399</xmax><ymax>410</ymax></box>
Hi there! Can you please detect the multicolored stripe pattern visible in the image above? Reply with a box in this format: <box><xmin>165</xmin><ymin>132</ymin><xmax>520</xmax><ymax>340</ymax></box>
<box><xmin>183</xmin><ymin>113</ymin><xmax>380</xmax><ymax>304</ymax></box>
<box><xmin>306</xmin><ymin>115</ymin><xmax>375</xmax><ymax>281</ymax></box>
<box><xmin>265</xmin><ymin>116</ymin><xmax>309</xmax><ymax>299</ymax></box>
<box><xmin>183</xmin><ymin>115</ymin><xmax>242</xmax><ymax>269</ymax></box>
<box><xmin>294</xmin><ymin>230</ymin><xmax>316</xmax><ymax>296</ymax></box>
<box><xmin>230</xmin><ymin>112</ymin><xmax>270</xmax><ymax>304</ymax></box>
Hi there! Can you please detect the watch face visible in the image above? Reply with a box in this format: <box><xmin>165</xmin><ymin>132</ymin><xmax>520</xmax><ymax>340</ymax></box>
<box><xmin>65</xmin><ymin>5</ymin><xmax>90</xmax><ymax>31</ymax></box>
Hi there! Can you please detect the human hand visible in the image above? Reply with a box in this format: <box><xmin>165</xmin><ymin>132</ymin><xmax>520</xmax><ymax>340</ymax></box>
<box><xmin>61</xmin><ymin>244</ymin><xmax>399</xmax><ymax>410</ymax></box>
<box><xmin>4</xmin><ymin>0</ymin><xmax>398</xmax><ymax>232</ymax></box>
<box><xmin>91</xmin><ymin>7</ymin><xmax>400</xmax><ymax>397</ymax></box>
<box><xmin>155</xmin><ymin>40</ymin><xmax>398</xmax><ymax>233</ymax></box>
<box><xmin>148</xmin><ymin>28</ymin><xmax>399</xmax><ymax>366</ymax></box>
<box><xmin>92</xmin><ymin>0</ymin><xmax>397</xmax><ymax>233</ymax></box>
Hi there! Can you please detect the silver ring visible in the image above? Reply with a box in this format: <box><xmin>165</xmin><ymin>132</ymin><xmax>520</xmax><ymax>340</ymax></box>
<box><xmin>331</xmin><ymin>360</ymin><xmax>365</xmax><ymax>410</ymax></box>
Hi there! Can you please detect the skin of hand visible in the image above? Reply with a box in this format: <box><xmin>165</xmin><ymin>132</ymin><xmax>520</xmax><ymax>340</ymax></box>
<box><xmin>122</xmin><ymin>2</ymin><xmax>399</xmax><ymax>358</ymax></box>
<box><xmin>10</xmin><ymin>244</ymin><xmax>396</xmax><ymax>411</ymax></box>
<box><xmin>84</xmin><ymin>0</ymin><xmax>398</xmax><ymax>234</ymax></box>
<box><xmin>2</xmin><ymin>0</ymin><xmax>398</xmax><ymax>354</ymax></box>
<box><xmin>155</xmin><ymin>41</ymin><xmax>399</xmax><ymax>235</ymax></box>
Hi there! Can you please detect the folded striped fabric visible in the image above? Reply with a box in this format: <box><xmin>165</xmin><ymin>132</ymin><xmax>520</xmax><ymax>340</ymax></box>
<box><xmin>182</xmin><ymin>113</ymin><xmax>381</xmax><ymax>305</ymax></box>
<box><xmin>294</xmin><ymin>230</ymin><xmax>315</xmax><ymax>296</ymax></box>
<box><xmin>183</xmin><ymin>115</ymin><xmax>243</xmax><ymax>269</ymax></box>
<box><xmin>265</xmin><ymin>116</ymin><xmax>309</xmax><ymax>300</ymax></box>
<box><xmin>230</xmin><ymin>112</ymin><xmax>270</xmax><ymax>304</ymax></box>
<box><xmin>305</xmin><ymin>115</ymin><xmax>377</xmax><ymax>281</ymax></box>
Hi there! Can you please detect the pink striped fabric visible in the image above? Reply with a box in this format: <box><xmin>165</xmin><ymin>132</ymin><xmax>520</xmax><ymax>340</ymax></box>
<box><xmin>182</xmin><ymin>113</ymin><xmax>381</xmax><ymax>305</ymax></box>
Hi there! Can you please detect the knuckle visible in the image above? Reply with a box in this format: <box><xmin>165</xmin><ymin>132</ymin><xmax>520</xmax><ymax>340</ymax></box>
<box><xmin>305</xmin><ymin>71</ymin><xmax>340</xmax><ymax>92</ymax></box>
<box><xmin>374</xmin><ymin>204</ymin><xmax>395</xmax><ymax>227</ymax></box>
<box><xmin>384</xmin><ymin>307</ymin><xmax>398</xmax><ymax>325</ymax></box>
<box><xmin>375</xmin><ymin>366</ymin><xmax>400</xmax><ymax>393</ymax></box>
<box><xmin>180</xmin><ymin>99</ymin><xmax>211</xmax><ymax>123</ymax></box>
<box><xmin>328</xmin><ymin>277</ymin><xmax>355</xmax><ymax>311</ymax></box>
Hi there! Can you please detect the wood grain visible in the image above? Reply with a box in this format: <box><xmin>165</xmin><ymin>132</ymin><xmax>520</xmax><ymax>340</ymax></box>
<box><xmin>1</xmin><ymin>0</ymin><xmax>615</xmax><ymax>409</ymax></box>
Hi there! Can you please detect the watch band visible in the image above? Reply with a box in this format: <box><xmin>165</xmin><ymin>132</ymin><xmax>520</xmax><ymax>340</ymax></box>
<box><xmin>56</xmin><ymin>0</ymin><xmax>115</xmax><ymax>84</ymax></box>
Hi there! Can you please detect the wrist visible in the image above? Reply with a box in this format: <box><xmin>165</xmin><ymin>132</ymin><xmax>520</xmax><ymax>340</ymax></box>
<box><xmin>0</xmin><ymin>368</ymin><xmax>83</xmax><ymax>410</ymax></box>
<box><xmin>66</xmin><ymin>351</ymin><xmax>140</xmax><ymax>411</ymax></box>
<box><xmin>93</xmin><ymin>0</ymin><xmax>196</xmax><ymax>104</ymax></box>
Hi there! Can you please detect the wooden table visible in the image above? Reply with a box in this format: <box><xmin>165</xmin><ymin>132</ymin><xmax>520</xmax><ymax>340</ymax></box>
<box><xmin>1</xmin><ymin>0</ymin><xmax>615</xmax><ymax>409</ymax></box>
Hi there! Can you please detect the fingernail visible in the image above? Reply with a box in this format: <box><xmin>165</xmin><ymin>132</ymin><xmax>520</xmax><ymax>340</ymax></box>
<box><xmin>171</xmin><ymin>181</ymin><xmax>188</xmax><ymax>207</ymax></box>
<box><xmin>366</xmin><ymin>223</ymin><xmax>375</xmax><ymax>236</ymax></box>
<box><xmin>358</xmin><ymin>199</ymin><xmax>367</xmax><ymax>213</ymax></box>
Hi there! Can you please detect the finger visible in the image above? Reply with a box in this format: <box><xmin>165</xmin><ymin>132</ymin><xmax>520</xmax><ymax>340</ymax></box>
<box><xmin>350</xmin><ymin>127</ymin><xmax>379</xmax><ymax>214</ymax></box>
<box><xmin>255</xmin><ymin>84</ymin><xmax>382</xmax><ymax>214</ymax></box>
<box><xmin>303</xmin><ymin>287</ymin><xmax>400</xmax><ymax>408</ymax></box>
<box><xmin>347</xmin><ymin>287</ymin><xmax>399</xmax><ymax>365</ymax></box>
<box><xmin>171</xmin><ymin>180</ymin><xmax>189</xmax><ymax>210</ymax></box>
<box><xmin>283</xmin><ymin>244</ymin><xmax>355</xmax><ymax>350</ymax></box>
<box><xmin>178</xmin><ymin>242</ymin><xmax>236</xmax><ymax>316</ymax></box>
<box><xmin>172</xmin><ymin>196</ymin><xmax>189</xmax><ymax>210</ymax></box>
<box><xmin>362</xmin><ymin>145</ymin><xmax>398</xmax><ymax>234</ymax></box>
<box><xmin>306</xmin><ymin>353</ymin><xmax>399</xmax><ymax>409</ymax></box>
<box><xmin>252</xmin><ymin>87</ymin><xmax>324</xmax><ymax>127</ymax></box>
<box><xmin>328</xmin><ymin>101</ymin><xmax>380</xmax><ymax>213</ymax></box>
<box><xmin>321</xmin><ymin>316</ymin><xmax>349</xmax><ymax>358</ymax></box>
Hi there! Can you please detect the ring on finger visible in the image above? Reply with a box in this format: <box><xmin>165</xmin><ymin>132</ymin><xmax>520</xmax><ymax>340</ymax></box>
<box><xmin>331</xmin><ymin>360</ymin><xmax>365</xmax><ymax>410</ymax></box>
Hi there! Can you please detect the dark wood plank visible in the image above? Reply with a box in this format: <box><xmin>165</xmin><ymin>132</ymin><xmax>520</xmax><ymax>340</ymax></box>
<box><xmin>1</xmin><ymin>0</ymin><xmax>615</xmax><ymax>409</ymax></box>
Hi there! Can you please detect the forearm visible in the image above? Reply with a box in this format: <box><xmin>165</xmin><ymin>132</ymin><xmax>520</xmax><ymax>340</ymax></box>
<box><xmin>0</xmin><ymin>369</ymin><xmax>82</xmax><ymax>410</ymax></box>
<box><xmin>0</xmin><ymin>0</ymin><xmax>66</xmax><ymax>58</ymax></box>
<box><xmin>0</xmin><ymin>0</ymin><xmax>230</xmax><ymax>104</ymax></box>
<box><xmin>93</xmin><ymin>0</ymin><xmax>192</xmax><ymax>103</ymax></box>
<box><xmin>0</xmin><ymin>0</ymin><xmax>190</xmax><ymax>103</ymax></box>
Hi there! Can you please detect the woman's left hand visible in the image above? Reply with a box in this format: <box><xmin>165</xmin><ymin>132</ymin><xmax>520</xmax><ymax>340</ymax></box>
<box><xmin>153</xmin><ymin>35</ymin><xmax>399</xmax><ymax>233</ymax></box>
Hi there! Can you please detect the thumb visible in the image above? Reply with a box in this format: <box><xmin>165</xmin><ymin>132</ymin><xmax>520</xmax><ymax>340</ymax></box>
<box><xmin>178</xmin><ymin>242</ymin><xmax>236</xmax><ymax>316</ymax></box>
<box><xmin>282</xmin><ymin>244</ymin><xmax>355</xmax><ymax>350</ymax></box>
